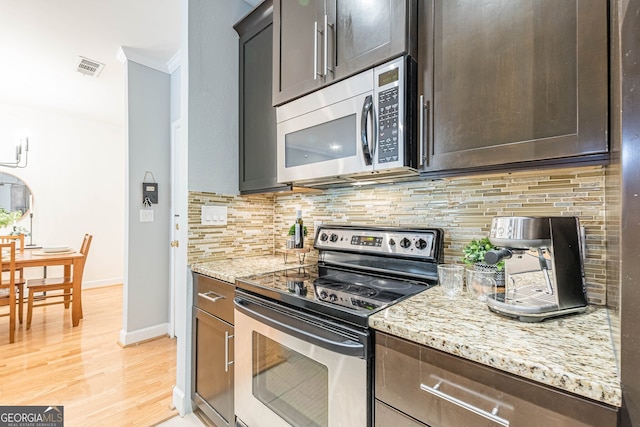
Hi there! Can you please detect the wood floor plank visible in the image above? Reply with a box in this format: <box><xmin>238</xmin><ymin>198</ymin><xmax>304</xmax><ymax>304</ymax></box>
<box><xmin>0</xmin><ymin>284</ymin><xmax>178</xmax><ymax>426</ymax></box>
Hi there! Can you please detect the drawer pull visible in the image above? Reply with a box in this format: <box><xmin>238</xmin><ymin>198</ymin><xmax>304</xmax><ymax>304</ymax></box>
<box><xmin>199</xmin><ymin>291</ymin><xmax>225</xmax><ymax>304</ymax></box>
<box><xmin>225</xmin><ymin>331</ymin><xmax>234</xmax><ymax>373</ymax></box>
<box><xmin>420</xmin><ymin>382</ymin><xmax>510</xmax><ymax>426</ymax></box>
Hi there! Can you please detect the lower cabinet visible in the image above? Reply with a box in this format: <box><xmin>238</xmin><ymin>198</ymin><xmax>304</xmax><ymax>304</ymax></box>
<box><xmin>193</xmin><ymin>273</ymin><xmax>235</xmax><ymax>427</ymax></box>
<box><xmin>375</xmin><ymin>332</ymin><xmax>618</xmax><ymax>427</ymax></box>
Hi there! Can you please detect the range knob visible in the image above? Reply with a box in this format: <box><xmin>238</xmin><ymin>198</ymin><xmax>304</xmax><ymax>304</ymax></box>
<box><xmin>330</xmin><ymin>233</ymin><xmax>339</xmax><ymax>242</ymax></box>
<box><xmin>400</xmin><ymin>238</ymin><xmax>411</xmax><ymax>249</ymax></box>
<box><xmin>319</xmin><ymin>291</ymin><xmax>328</xmax><ymax>300</ymax></box>
<box><xmin>389</xmin><ymin>238</ymin><xmax>396</xmax><ymax>246</ymax></box>
<box><xmin>416</xmin><ymin>238</ymin><xmax>427</xmax><ymax>250</ymax></box>
<box><xmin>320</xmin><ymin>232</ymin><xmax>329</xmax><ymax>242</ymax></box>
<box><xmin>329</xmin><ymin>294</ymin><xmax>338</xmax><ymax>302</ymax></box>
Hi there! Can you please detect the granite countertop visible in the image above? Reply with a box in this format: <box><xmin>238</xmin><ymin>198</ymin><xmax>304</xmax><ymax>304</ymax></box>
<box><xmin>369</xmin><ymin>287</ymin><xmax>622</xmax><ymax>407</ymax></box>
<box><xmin>191</xmin><ymin>254</ymin><xmax>316</xmax><ymax>283</ymax></box>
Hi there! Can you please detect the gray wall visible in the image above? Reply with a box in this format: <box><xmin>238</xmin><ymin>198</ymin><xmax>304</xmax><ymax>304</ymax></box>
<box><xmin>186</xmin><ymin>0</ymin><xmax>250</xmax><ymax>194</ymax></box>
<box><xmin>124</xmin><ymin>60</ymin><xmax>171</xmax><ymax>334</ymax></box>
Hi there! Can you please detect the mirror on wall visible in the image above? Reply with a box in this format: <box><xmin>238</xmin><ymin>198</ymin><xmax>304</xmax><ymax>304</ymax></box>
<box><xmin>0</xmin><ymin>171</ymin><xmax>32</xmax><ymax>218</ymax></box>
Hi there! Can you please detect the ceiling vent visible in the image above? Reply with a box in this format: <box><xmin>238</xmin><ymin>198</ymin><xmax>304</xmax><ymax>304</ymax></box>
<box><xmin>75</xmin><ymin>56</ymin><xmax>105</xmax><ymax>77</ymax></box>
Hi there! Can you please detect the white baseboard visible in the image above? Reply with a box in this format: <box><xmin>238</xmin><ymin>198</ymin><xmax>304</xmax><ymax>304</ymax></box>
<box><xmin>118</xmin><ymin>323</ymin><xmax>169</xmax><ymax>346</ymax></box>
<box><xmin>172</xmin><ymin>385</ymin><xmax>192</xmax><ymax>417</ymax></box>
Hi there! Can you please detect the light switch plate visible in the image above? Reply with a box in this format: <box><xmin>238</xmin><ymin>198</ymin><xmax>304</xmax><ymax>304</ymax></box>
<box><xmin>201</xmin><ymin>205</ymin><xmax>227</xmax><ymax>226</ymax></box>
<box><xmin>140</xmin><ymin>210</ymin><xmax>154</xmax><ymax>222</ymax></box>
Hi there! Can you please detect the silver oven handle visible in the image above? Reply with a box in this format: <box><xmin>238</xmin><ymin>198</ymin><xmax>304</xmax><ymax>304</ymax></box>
<box><xmin>361</xmin><ymin>95</ymin><xmax>374</xmax><ymax>166</ymax></box>
<box><xmin>198</xmin><ymin>291</ymin><xmax>225</xmax><ymax>304</ymax></box>
<box><xmin>234</xmin><ymin>296</ymin><xmax>365</xmax><ymax>358</ymax></box>
<box><xmin>419</xmin><ymin>382</ymin><xmax>510</xmax><ymax>426</ymax></box>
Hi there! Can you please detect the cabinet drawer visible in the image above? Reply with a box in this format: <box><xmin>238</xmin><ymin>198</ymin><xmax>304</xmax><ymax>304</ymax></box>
<box><xmin>375</xmin><ymin>332</ymin><xmax>618</xmax><ymax>427</ymax></box>
<box><xmin>193</xmin><ymin>273</ymin><xmax>235</xmax><ymax>324</ymax></box>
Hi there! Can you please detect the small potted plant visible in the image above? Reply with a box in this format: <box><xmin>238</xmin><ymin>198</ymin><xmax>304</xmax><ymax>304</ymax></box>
<box><xmin>461</xmin><ymin>237</ymin><xmax>505</xmax><ymax>285</ymax></box>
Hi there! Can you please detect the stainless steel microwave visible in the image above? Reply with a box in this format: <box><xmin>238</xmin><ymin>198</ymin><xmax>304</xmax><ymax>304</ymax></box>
<box><xmin>276</xmin><ymin>56</ymin><xmax>419</xmax><ymax>187</ymax></box>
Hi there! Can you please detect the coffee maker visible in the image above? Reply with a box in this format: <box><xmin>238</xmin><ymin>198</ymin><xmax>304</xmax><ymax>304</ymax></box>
<box><xmin>483</xmin><ymin>216</ymin><xmax>588</xmax><ymax>322</ymax></box>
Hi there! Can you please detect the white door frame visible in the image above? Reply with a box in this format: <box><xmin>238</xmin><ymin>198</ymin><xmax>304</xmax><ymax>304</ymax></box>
<box><xmin>170</xmin><ymin>119</ymin><xmax>187</xmax><ymax>338</ymax></box>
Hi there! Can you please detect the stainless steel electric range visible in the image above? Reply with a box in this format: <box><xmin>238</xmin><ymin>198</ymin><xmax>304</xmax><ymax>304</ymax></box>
<box><xmin>234</xmin><ymin>225</ymin><xmax>443</xmax><ymax>427</ymax></box>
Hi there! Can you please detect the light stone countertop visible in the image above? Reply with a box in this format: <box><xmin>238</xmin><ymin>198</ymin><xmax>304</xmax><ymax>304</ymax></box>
<box><xmin>191</xmin><ymin>254</ymin><xmax>316</xmax><ymax>284</ymax></box>
<box><xmin>369</xmin><ymin>286</ymin><xmax>622</xmax><ymax>407</ymax></box>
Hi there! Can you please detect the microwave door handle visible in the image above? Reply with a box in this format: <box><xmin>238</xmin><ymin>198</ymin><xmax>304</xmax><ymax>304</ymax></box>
<box><xmin>361</xmin><ymin>95</ymin><xmax>374</xmax><ymax>166</ymax></box>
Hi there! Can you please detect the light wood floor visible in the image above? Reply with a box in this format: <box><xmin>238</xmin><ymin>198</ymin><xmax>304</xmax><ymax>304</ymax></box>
<box><xmin>0</xmin><ymin>284</ymin><xmax>178</xmax><ymax>426</ymax></box>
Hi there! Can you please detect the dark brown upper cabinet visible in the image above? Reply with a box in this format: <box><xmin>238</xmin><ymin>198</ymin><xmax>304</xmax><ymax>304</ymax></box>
<box><xmin>273</xmin><ymin>0</ymin><xmax>417</xmax><ymax>106</ymax></box>
<box><xmin>418</xmin><ymin>0</ymin><xmax>609</xmax><ymax>175</ymax></box>
<box><xmin>236</xmin><ymin>0</ymin><xmax>291</xmax><ymax>194</ymax></box>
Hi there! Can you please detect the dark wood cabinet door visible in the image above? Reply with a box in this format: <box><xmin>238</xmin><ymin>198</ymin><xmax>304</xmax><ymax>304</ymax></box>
<box><xmin>272</xmin><ymin>0</ymin><xmax>325</xmax><ymax>105</ymax></box>
<box><xmin>332</xmin><ymin>0</ymin><xmax>415</xmax><ymax>80</ymax></box>
<box><xmin>237</xmin><ymin>1</ymin><xmax>290</xmax><ymax>194</ymax></box>
<box><xmin>274</xmin><ymin>0</ymin><xmax>416</xmax><ymax>106</ymax></box>
<box><xmin>194</xmin><ymin>309</ymin><xmax>234</xmax><ymax>426</ymax></box>
<box><xmin>419</xmin><ymin>0</ymin><xmax>608</xmax><ymax>174</ymax></box>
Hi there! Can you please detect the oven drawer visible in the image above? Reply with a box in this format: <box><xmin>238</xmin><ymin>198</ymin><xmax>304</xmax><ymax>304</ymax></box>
<box><xmin>193</xmin><ymin>273</ymin><xmax>234</xmax><ymax>324</ymax></box>
<box><xmin>375</xmin><ymin>332</ymin><xmax>618</xmax><ymax>427</ymax></box>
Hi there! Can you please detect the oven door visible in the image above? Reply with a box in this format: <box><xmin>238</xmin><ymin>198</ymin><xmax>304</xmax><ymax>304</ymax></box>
<box><xmin>276</xmin><ymin>69</ymin><xmax>375</xmax><ymax>185</ymax></box>
<box><xmin>234</xmin><ymin>292</ymin><xmax>370</xmax><ymax>427</ymax></box>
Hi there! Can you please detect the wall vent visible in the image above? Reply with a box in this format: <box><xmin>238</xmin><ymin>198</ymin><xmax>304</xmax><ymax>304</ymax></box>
<box><xmin>75</xmin><ymin>56</ymin><xmax>105</xmax><ymax>77</ymax></box>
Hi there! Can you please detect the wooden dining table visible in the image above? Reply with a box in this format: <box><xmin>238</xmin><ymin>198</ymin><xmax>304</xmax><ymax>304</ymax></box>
<box><xmin>11</xmin><ymin>249</ymin><xmax>86</xmax><ymax>327</ymax></box>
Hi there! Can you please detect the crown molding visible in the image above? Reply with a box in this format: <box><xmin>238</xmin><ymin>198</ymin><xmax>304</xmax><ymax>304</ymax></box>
<box><xmin>167</xmin><ymin>51</ymin><xmax>181</xmax><ymax>74</ymax></box>
<box><xmin>116</xmin><ymin>46</ymin><xmax>180</xmax><ymax>74</ymax></box>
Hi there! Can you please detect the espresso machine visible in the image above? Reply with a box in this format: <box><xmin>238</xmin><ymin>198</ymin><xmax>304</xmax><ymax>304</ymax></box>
<box><xmin>483</xmin><ymin>216</ymin><xmax>588</xmax><ymax>322</ymax></box>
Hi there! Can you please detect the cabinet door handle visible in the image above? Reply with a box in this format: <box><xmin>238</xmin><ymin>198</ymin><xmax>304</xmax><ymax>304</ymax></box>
<box><xmin>313</xmin><ymin>21</ymin><xmax>320</xmax><ymax>80</ymax></box>
<box><xmin>323</xmin><ymin>14</ymin><xmax>333</xmax><ymax>76</ymax></box>
<box><xmin>198</xmin><ymin>291</ymin><xmax>225</xmax><ymax>304</ymax></box>
<box><xmin>419</xmin><ymin>382</ymin><xmax>510</xmax><ymax>426</ymax></box>
<box><xmin>419</xmin><ymin>95</ymin><xmax>426</xmax><ymax>167</ymax></box>
<box><xmin>419</xmin><ymin>96</ymin><xmax>430</xmax><ymax>168</ymax></box>
<box><xmin>225</xmin><ymin>331</ymin><xmax>234</xmax><ymax>373</ymax></box>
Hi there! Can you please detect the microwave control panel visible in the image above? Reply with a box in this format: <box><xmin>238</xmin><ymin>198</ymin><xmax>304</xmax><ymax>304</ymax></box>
<box><xmin>378</xmin><ymin>87</ymin><xmax>400</xmax><ymax>164</ymax></box>
<box><xmin>374</xmin><ymin>56</ymin><xmax>404</xmax><ymax>167</ymax></box>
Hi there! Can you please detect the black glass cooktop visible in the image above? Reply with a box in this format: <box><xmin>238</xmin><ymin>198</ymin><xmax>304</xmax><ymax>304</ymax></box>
<box><xmin>235</xmin><ymin>264</ymin><xmax>434</xmax><ymax>327</ymax></box>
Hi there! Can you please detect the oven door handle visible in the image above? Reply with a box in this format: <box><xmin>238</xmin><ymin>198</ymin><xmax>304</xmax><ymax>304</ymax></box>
<box><xmin>234</xmin><ymin>297</ymin><xmax>365</xmax><ymax>358</ymax></box>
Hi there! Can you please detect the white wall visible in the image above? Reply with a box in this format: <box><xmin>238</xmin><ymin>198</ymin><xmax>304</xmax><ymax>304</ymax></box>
<box><xmin>0</xmin><ymin>103</ymin><xmax>124</xmax><ymax>286</ymax></box>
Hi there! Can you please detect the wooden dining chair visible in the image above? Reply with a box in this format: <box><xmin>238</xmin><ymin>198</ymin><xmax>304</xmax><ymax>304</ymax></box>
<box><xmin>0</xmin><ymin>235</ymin><xmax>25</xmax><ymax>324</ymax></box>
<box><xmin>0</xmin><ymin>241</ymin><xmax>18</xmax><ymax>343</ymax></box>
<box><xmin>26</xmin><ymin>234</ymin><xmax>93</xmax><ymax>330</ymax></box>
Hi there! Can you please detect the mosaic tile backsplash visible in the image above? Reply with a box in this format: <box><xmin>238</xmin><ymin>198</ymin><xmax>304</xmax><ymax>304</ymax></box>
<box><xmin>189</xmin><ymin>165</ymin><xmax>614</xmax><ymax>305</ymax></box>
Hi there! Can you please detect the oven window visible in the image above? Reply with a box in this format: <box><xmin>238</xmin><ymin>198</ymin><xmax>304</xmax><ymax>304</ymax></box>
<box><xmin>285</xmin><ymin>114</ymin><xmax>357</xmax><ymax>167</ymax></box>
<box><xmin>252</xmin><ymin>332</ymin><xmax>328</xmax><ymax>427</ymax></box>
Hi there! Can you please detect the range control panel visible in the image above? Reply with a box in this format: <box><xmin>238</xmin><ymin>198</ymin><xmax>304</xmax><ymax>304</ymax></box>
<box><xmin>314</xmin><ymin>225</ymin><xmax>441</xmax><ymax>261</ymax></box>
